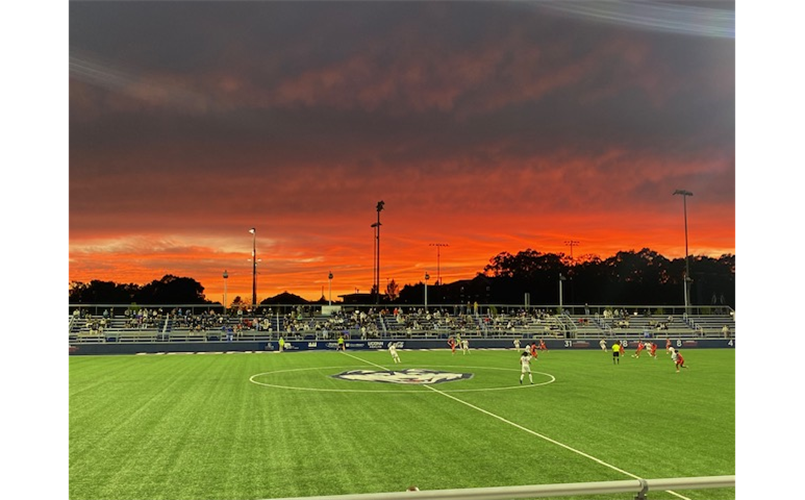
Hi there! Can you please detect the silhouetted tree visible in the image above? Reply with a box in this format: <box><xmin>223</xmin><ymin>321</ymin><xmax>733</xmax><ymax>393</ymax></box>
<box><xmin>385</xmin><ymin>279</ymin><xmax>400</xmax><ymax>301</ymax></box>
<box><xmin>134</xmin><ymin>275</ymin><xmax>207</xmax><ymax>304</ymax></box>
<box><xmin>69</xmin><ymin>280</ymin><xmax>140</xmax><ymax>304</ymax></box>
<box><xmin>69</xmin><ymin>249</ymin><xmax>735</xmax><ymax>307</ymax></box>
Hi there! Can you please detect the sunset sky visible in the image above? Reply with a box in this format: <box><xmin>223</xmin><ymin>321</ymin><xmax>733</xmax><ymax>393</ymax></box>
<box><xmin>68</xmin><ymin>1</ymin><xmax>736</xmax><ymax>304</ymax></box>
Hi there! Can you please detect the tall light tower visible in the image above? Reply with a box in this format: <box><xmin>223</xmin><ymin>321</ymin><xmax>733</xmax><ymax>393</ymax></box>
<box><xmin>371</xmin><ymin>221</ymin><xmax>380</xmax><ymax>300</ymax></box>
<box><xmin>249</xmin><ymin>227</ymin><xmax>257</xmax><ymax>308</ymax></box>
<box><xmin>328</xmin><ymin>271</ymin><xmax>333</xmax><ymax>306</ymax></box>
<box><xmin>424</xmin><ymin>271</ymin><xmax>430</xmax><ymax>311</ymax></box>
<box><xmin>223</xmin><ymin>270</ymin><xmax>228</xmax><ymax>314</ymax></box>
<box><xmin>564</xmin><ymin>240</ymin><xmax>579</xmax><ymax>261</ymax></box>
<box><xmin>673</xmin><ymin>190</ymin><xmax>693</xmax><ymax>312</ymax></box>
<box><xmin>429</xmin><ymin>243</ymin><xmax>448</xmax><ymax>285</ymax></box>
<box><xmin>374</xmin><ymin>201</ymin><xmax>384</xmax><ymax>304</ymax></box>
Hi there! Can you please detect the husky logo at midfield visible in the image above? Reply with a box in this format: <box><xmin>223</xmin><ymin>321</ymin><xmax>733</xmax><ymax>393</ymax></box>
<box><xmin>332</xmin><ymin>368</ymin><xmax>473</xmax><ymax>385</ymax></box>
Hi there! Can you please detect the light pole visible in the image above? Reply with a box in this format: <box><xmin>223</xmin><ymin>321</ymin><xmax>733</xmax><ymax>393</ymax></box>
<box><xmin>564</xmin><ymin>240</ymin><xmax>579</xmax><ymax>261</ymax></box>
<box><xmin>328</xmin><ymin>271</ymin><xmax>333</xmax><ymax>306</ymax></box>
<box><xmin>559</xmin><ymin>273</ymin><xmax>567</xmax><ymax>314</ymax></box>
<box><xmin>371</xmin><ymin>222</ymin><xmax>380</xmax><ymax>300</ymax></box>
<box><xmin>223</xmin><ymin>270</ymin><xmax>228</xmax><ymax>315</ymax></box>
<box><xmin>424</xmin><ymin>271</ymin><xmax>430</xmax><ymax>311</ymax></box>
<box><xmin>564</xmin><ymin>241</ymin><xmax>578</xmax><ymax>307</ymax></box>
<box><xmin>430</xmin><ymin>243</ymin><xmax>448</xmax><ymax>285</ymax></box>
<box><xmin>673</xmin><ymin>190</ymin><xmax>693</xmax><ymax>312</ymax></box>
<box><xmin>374</xmin><ymin>201</ymin><xmax>384</xmax><ymax>304</ymax></box>
<box><xmin>249</xmin><ymin>227</ymin><xmax>256</xmax><ymax>308</ymax></box>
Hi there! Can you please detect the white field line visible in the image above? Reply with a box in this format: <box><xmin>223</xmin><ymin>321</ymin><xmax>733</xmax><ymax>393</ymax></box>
<box><xmin>340</xmin><ymin>351</ymin><xmax>692</xmax><ymax>500</ymax></box>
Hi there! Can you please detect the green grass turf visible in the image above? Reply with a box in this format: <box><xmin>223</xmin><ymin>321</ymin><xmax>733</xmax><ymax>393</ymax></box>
<box><xmin>69</xmin><ymin>348</ymin><xmax>735</xmax><ymax>500</ymax></box>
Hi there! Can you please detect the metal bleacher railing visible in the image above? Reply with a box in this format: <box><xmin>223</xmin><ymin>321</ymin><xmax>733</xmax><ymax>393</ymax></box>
<box><xmin>262</xmin><ymin>475</ymin><xmax>736</xmax><ymax>500</ymax></box>
<box><xmin>68</xmin><ymin>304</ymin><xmax>735</xmax><ymax>343</ymax></box>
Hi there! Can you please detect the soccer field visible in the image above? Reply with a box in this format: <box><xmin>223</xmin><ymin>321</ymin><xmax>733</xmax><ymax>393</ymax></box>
<box><xmin>69</xmin><ymin>347</ymin><xmax>735</xmax><ymax>500</ymax></box>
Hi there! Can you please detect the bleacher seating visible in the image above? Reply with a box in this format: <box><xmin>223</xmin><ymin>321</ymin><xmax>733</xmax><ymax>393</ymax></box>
<box><xmin>68</xmin><ymin>307</ymin><xmax>735</xmax><ymax>342</ymax></box>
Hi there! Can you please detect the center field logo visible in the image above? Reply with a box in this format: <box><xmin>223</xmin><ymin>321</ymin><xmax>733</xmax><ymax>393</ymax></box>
<box><xmin>331</xmin><ymin>368</ymin><xmax>473</xmax><ymax>385</ymax></box>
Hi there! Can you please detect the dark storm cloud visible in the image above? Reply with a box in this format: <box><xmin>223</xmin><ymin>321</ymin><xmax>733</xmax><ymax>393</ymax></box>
<box><xmin>69</xmin><ymin>1</ymin><xmax>734</xmax><ymax>297</ymax></box>
<box><xmin>70</xmin><ymin>1</ymin><xmax>733</xmax><ymax>163</ymax></box>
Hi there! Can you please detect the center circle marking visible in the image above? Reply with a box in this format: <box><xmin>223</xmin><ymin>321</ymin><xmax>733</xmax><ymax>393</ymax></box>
<box><xmin>249</xmin><ymin>364</ymin><xmax>555</xmax><ymax>393</ymax></box>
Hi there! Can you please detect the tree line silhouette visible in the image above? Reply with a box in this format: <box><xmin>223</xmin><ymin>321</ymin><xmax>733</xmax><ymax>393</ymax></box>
<box><xmin>69</xmin><ymin>247</ymin><xmax>734</xmax><ymax>308</ymax></box>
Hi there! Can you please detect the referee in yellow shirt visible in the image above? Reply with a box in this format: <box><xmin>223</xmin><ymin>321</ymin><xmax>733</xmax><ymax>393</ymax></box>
<box><xmin>612</xmin><ymin>341</ymin><xmax>622</xmax><ymax>365</ymax></box>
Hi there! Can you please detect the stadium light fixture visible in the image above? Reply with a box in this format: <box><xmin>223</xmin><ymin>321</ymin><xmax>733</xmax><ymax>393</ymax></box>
<box><xmin>673</xmin><ymin>190</ymin><xmax>693</xmax><ymax>313</ymax></box>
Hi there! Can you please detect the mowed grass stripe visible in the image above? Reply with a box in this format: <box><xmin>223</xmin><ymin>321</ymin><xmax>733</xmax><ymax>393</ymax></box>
<box><xmin>70</xmin><ymin>349</ymin><xmax>734</xmax><ymax>500</ymax></box>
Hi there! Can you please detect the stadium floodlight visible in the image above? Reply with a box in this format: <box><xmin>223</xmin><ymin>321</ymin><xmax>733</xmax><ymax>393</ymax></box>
<box><xmin>564</xmin><ymin>240</ymin><xmax>579</xmax><ymax>261</ymax></box>
<box><xmin>223</xmin><ymin>270</ymin><xmax>228</xmax><ymax>314</ymax></box>
<box><xmin>328</xmin><ymin>271</ymin><xmax>333</xmax><ymax>306</ymax></box>
<box><xmin>373</xmin><ymin>201</ymin><xmax>384</xmax><ymax>304</ymax></box>
<box><xmin>249</xmin><ymin>228</ymin><xmax>256</xmax><ymax>307</ymax></box>
<box><xmin>429</xmin><ymin>243</ymin><xmax>449</xmax><ymax>285</ymax></box>
<box><xmin>672</xmin><ymin>190</ymin><xmax>693</xmax><ymax>313</ymax></box>
<box><xmin>424</xmin><ymin>272</ymin><xmax>430</xmax><ymax>311</ymax></box>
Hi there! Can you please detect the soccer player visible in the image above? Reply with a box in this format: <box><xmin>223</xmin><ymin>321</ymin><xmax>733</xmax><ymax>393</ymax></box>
<box><xmin>278</xmin><ymin>336</ymin><xmax>285</xmax><ymax>353</ymax></box>
<box><xmin>673</xmin><ymin>348</ymin><xmax>689</xmax><ymax>373</ymax></box>
<box><xmin>666</xmin><ymin>338</ymin><xmax>672</xmax><ymax>353</ymax></box>
<box><xmin>337</xmin><ymin>334</ymin><xmax>346</xmax><ymax>351</ymax></box>
<box><xmin>599</xmin><ymin>338</ymin><xmax>607</xmax><ymax>352</ymax></box>
<box><xmin>448</xmin><ymin>336</ymin><xmax>457</xmax><ymax>356</ymax></box>
<box><xmin>620</xmin><ymin>340</ymin><xmax>629</xmax><ymax>358</ymax></box>
<box><xmin>633</xmin><ymin>341</ymin><xmax>645</xmax><ymax>359</ymax></box>
<box><xmin>461</xmin><ymin>338</ymin><xmax>469</xmax><ymax>355</ymax></box>
<box><xmin>539</xmin><ymin>338</ymin><xmax>548</xmax><ymax>351</ymax></box>
<box><xmin>612</xmin><ymin>341</ymin><xmax>621</xmax><ymax>364</ymax></box>
<box><xmin>649</xmin><ymin>342</ymin><xmax>658</xmax><ymax>359</ymax></box>
<box><xmin>513</xmin><ymin>338</ymin><xmax>521</xmax><ymax>350</ymax></box>
<box><xmin>519</xmin><ymin>351</ymin><xmax>534</xmax><ymax>384</ymax></box>
<box><xmin>529</xmin><ymin>342</ymin><xmax>539</xmax><ymax>358</ymax></box>
<box><xmin>388</xmin><ymin>342</ymin><xmax>401</xmax><ymax>364</ymax></box>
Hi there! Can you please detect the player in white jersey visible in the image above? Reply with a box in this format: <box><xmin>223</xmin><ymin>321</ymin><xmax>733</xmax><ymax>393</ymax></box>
<box><xmin>599</xmin><ymin>338</ymin><xmax>607</xmax><ymax>352</ymax></box>
<box><xmin>513</xmin><ymin>338</ymin><xmax>521</xmax><ymax>350</ymax></box>
<box><xmin>388</xmin><ymin>343</ymin><xmax>401</xmax><ymax>364</ymax></box>
<box><xmin>461</xmin><ymin>339</ymin><xmax>469</xmax><ymax>355</ymax></box>
<box><xmin>519</xmin><ymin>351</ymin><xmax>533</xmax><ymax>384</ymax></box>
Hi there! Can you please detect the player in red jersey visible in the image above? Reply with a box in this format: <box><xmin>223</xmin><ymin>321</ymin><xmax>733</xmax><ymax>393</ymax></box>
<box><xmin>649</xmin><ymin>342</ymin><xmax>658</xmax><ymax>359</ymax></box>
<box><xmin>448</xmin><ymin>336</ymin><xmax>457</xmax><ymax>356</ymax></box>
<box><xmin>666</xmin><ymin>338</ymin><xmax>672</xmax><ymax>353</ymax></box>
<box><xmin>673</xmin><ymin>349</ymin><xmax>688</xmax><ymax>373</ymax></box>
<box><xmin>620</xmin><ymin>340</ymin><xmax>629</xmax><ymax>358</ymax></box>
<box><xmin>539</xmin><ymin>338</ymin><xmax>547</xmax><ymax>351</ymax></box>
<box><xmin>633</xmin><ymin>341</ymin><xmax>645</xmax><ymax>358</ymax></box>
<box><xmin>529</xmin><ymin>342</ymin><xmax>539</xmax><ymax>358</ymax></box>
